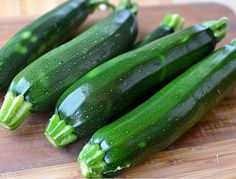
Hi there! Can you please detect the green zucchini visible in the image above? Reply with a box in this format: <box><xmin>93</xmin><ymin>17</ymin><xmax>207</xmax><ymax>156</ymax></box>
<box><xmin>0</xmin><ymin>0</ymin><xmax>138</xmax><ymax>130</ymax></box>
<box><xmin>133</xmin><ymin>13</ymin><xmax>185</xmax><ymax>49</ymax></box>
<box><xmin>78</xmin><ymin>39</ymin><xmax>236</xmax><ymax>178</ymax></box>
<box><xmin>0</xmin><ymin>0</ymin><xmax>110</xmax><ymax>88</ymax></box>
<box><xmin>44</xmin><ymin>18</ymin><xmax>227</xmax><ymax>147</ymax></box>
<box><xmin>44</xmin><ymin>13</ymin><xmax>184</xmax><ymax>148</ymax></box>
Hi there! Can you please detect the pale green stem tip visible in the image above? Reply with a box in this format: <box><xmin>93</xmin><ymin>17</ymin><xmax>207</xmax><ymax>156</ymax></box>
<box><xmin>44</xmin><ymin>113</ymin><xmax>78</xmax><ymax>148</ymax></box>
<box><xmin>229</xmin><ymin>38</ymin><xmax>236</xmax><ymax>47</ymax></box>
<box><xmin>201</xmin><ymin>17</ymin><xmax>228</xmax><ymax>42</ymax></box>
<box><xmin>0</xmin><ymin>91</ymin><xmax>32</xmax><ymax>130</ymax></box>
<box><xmin>78</xmin><ymin>143</ymin><xmax>107</xmax><ymax>178</ymax></box>
<box><xmin>161</xmin><ymin>13</ymin><xmax>185</xmax><ymax>31</ymax></box>
<box><xmin>116</xmin><ymin>0</ymin><xmax>138</xmax><ymax>14</ymax></box>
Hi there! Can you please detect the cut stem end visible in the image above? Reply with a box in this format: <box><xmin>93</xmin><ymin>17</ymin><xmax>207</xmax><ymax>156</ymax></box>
<box><xmin>229</xmin><ymin>38</ymin><xmax>236</xmax><ymax>47</ymax></box>
<box><xmin>116</xmin><ymin>0</ymin><xmax>138</xmax><ymax>14</ymax></box>
<box><xmin>0</xmin><ymin>91</ymin><xmax>32</xmax><ymax>130</ymax></box>
<box><xmin>162</xmin><ymin>13</ymin><xmax>185</xmax><ymax>31</ymax></box>
<box><xmin>44</xmin><ymin>113</ymin><xmax>78</xmax><ymax>148</ymax></box>
<box><xmin>202</xmin><ymin>17</ymin><xmax>228</xmax><ymax>42</ymax></box>
<box><xmin>78</xmin><ymin>143</ymin><xmax>107</xmax><ymax>178</ymax></box>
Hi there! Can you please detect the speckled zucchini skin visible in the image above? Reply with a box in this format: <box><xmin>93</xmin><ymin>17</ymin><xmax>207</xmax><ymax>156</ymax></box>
<box><xmin>133</xmin><ymin>26</ymin><xmax>173</xmax><ymax>48</ymax></box>
<box><xmin>133</xmin><ymin>13</ymin><xmax>185</xmax><ymax>49</ymax></box>
<box><xmin>89</xmin><ymin>42</ymin><xmax>236</xmax><ymax>177</ymax></box>
<box><xmin>57</xmin><ymin>25</ymin><xmax>217</xmax><ymax>138</ymax></box>
<box><xmin>0</xmin><ymin>0</ymin><xmax>93</xmax><ymax>88</ymax></box>
<box><xmin>9</xmin><ymin>9</ymin><xmax>138</xmax><ymax>112</ymax></box>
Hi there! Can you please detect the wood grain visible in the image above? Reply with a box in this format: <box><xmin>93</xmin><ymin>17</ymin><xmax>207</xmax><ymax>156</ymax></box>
<box><xmin>0</xmin><ymin>0</ymin><xmax>235</xmax><ymax>16</ymax></box>
<box><xmin>0</xmin><ymin>3</ymin><xmax>236</xmax><ymax>178</ymax></box>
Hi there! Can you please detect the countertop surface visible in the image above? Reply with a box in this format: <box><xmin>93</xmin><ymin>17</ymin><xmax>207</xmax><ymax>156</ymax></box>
<box><xmin>0</xmin><ymin>0</ymin><xmax>235</xmax><ymax>17</ymax></box>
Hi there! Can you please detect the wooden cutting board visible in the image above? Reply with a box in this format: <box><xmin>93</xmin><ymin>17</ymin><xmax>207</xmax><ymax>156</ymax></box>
<box><xmin>1</xmin><ymin>3</ymin><xmax>236</xmax><ymax>179</ymax></box>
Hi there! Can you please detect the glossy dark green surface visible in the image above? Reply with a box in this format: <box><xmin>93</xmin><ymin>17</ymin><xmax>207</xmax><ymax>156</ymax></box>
<box><xmin>133</xmin><ymin>13</ymin><xmax>184</xmax><ymax>49</ymax></box>
<box><xmin>133</xmin><ymin>26</ymin><xmax>173</xmax><ymax>48</ymax></box>
<box><xmin>0</xmin><ymin>0</ymin><xmax>92</xmax><ymax>88</ymax></box>
<box><xmin>9</xmin><ymin>9</ymin><xmax>138</xmax><ymax>112</ymax></box>
<box><xmin>90</xmin><ymin>43</ymin><xmax>236</xmax><ymax>177</ymax></box>
<box><xmin>57</xmin><ymin>25</ymin><xmax>217</xmax><ymax>138</ymax></box>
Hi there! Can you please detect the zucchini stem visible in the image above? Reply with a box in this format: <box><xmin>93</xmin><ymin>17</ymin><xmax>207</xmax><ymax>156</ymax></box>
<box><xmin>78</xmin><ymin>143</ymin><xmax>106</xmax><ymax>178</ymax></box>
<box><xmin>230</xmin><ymin>38</ymin><xmax>236</xmax><ymax>47</ymax></box>
<box><xmin>161</xmin><ymin>13</ymin><xmax>185</xmax><ymax>32</ymax></box>
<box><xmin>0</xmin><ymin>91</ymin><xmax>32</xmax><ymax>130</ymax></box>
<box><xmin>44</xmin><ymin>113</ymin><xmax>78</xmax><ymax>148</ymax></box>
<box><xmin>202</xmin><ymin>17</ymin><xmax>228</xmax><ymax>42</ymax></box>
<box><xmin>116</xmin><ymin>0</ymin><xmax>138</xmax><ymax>14</ymax></box>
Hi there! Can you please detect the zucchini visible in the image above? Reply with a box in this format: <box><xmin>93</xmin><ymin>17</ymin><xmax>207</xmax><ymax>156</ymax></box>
<box><xmin>0</xmin><ymin>0</ymin><xmax>138</xmax><ymax>130</ymax></box>
<box><xmin>0</xmin><ymin>0</ymin><xmax>110</xmax><ymax>88</ymax></box>
<box><xmin>133</xmin><ymin>13</ymin><xmax>184</xmax><ymax>49</ymax></box>
<box><xmin>78</xmin><ymin>39</ymin><xmax>236</xmax><ymax>178</ymax></box>
<box><xmin>44</xmin><ymin>13</ymin><xmax>184</xmax><ymax>148</ymax></box>
<box><xmin>44</xmin><ymin>18</ymin><xmax>227</xmax><ymax>147</ymax></box>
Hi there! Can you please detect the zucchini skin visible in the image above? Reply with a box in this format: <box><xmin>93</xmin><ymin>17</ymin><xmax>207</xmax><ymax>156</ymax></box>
<box><xmin>133</xmin><ymin>13</ymin><xmax>185</xmax><ymax>49</ymax></box>
<box><xmin>45</xmin><ymin>13</ymin><xmax>184</xmax><ymax>148</ymax></box>
<box><xmin>9</xmin><ymin>9</ymin><xmax>138</xmax><ymax>112</ymax></box>
<box><xmin>0</xmin><ymin>0</ymin><xmax>92</xmax><ymax>88</ymax></box>
<box><xmin>83</xmin><ymin>42</ymin><xmax>236</xmax><ymax>177</ymax></box>
<box><xmin>133</xmin><ymin>26</ymin><xmax>173</xmax><ymax>48</ymax></box>
<box><xmin>56</xmin><ymin>25</ymin><xmax>217</xmax><ymax>138</ymax></box>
